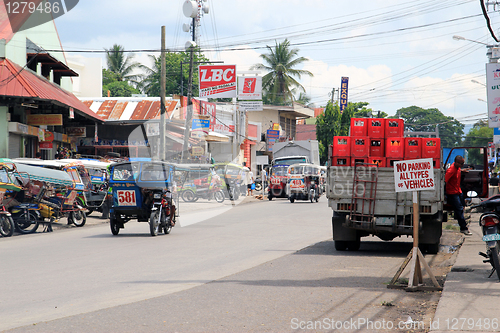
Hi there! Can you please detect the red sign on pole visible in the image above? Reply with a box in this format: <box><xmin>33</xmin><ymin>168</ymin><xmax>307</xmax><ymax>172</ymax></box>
<box><xmin>199</xmin><ymin>65</ymin><xmax>237</xmax><ymax>98</ymax></box>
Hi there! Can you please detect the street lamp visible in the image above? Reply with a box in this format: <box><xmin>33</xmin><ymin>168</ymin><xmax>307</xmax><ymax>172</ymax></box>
<box><xmin>471</xmin><ymin>79</ymin><xmax>486</xmax><ymax>87</ymax></box>
<box><xmin>453</xmin><ymin>35</ymin><xmax>500</xmax><ymax>62</ymax></box>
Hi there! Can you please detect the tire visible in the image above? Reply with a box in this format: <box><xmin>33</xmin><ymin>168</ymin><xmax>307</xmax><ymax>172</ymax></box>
<box><xmin>101</xmin><ymin>201</ymin><xmax>110</xmax><ymax>220</ymax></box>
<box><xmin>15</xmin><ymin>212</ymin><xmax>39</xmax><ymax>234</ymax></box>
<box><xmin>421</xmin><ymin>243</ymin><xmax>439</xmax><ymax>254</ymax></box>
<box><xmin>69</xmin><ymin>210</ymin><xmax>86</xmax><ymax>227</ymax></box>
<box><xmin>86</xmin><ymin>209</ymin><xmax>94</xmax><ymax>216</ymax></box>
<box><xmin>181</xmin><ymin>190</ymin><xmax>197</xmax><ymax>203</ymax></box>
<box><xmin>163</xmin><ymin>215</ymin><xmax>172</xmax><ymax>234</ymax></box>
<box><xmin>310</xmin><ymin>190</ymin><xmax>314</xmax><ymax>203</ymax></box>
<box><xmin>268</xmin><ymin>194</ymin><xmax>273</xmax><ymax>201</ymax></box>
<box><xmin>110</xmin><ymin>217</ymin><xmax>120</xmax><ymax>235</ymax></box>
<box><xmin>335</xmin><ymin>240</ymin><xmax>348</xmax><ymax>251</ymax></box>
<box><xmin>271</xmin><ymin>187</ymin><xmax>282</xmax><ymax>197</ymax></box>
<box><xmin>348</xmin><ymin>240</ymin><xmax>361</xmax><ymax>251</ymax></box>
<box><xmin>0</xmin><ymin>215</ymin><xmax>15</xmax><ymax>237</ymax></box>
<box><xmin>490</xmin><ymin>242</ymin><xmax>500</xmax><ymax>281</ymax></box>
<box><xmin>255</xmin><ymin>183</ymin><xmax>262</xmax><ymax>191</ymax></box>
<box><xmin>289</xmin><ymin>197</ymin><xmax>295</xmax><ymax>203</ymax></box>
<box><xmin>214</xmin><ymin>190</ymin><xmax>225</xmax><ymax>203</ymax></box>
<box><xmin>150</xmin><ymin>210</ymin><xmax>160</xmax><ymax>236</ymax></box>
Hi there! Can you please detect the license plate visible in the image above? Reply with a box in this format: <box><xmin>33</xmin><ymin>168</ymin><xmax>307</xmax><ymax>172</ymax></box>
<box><xmin>483</xmin><ymin>234</ymin><xmax>500</xmax><ymax>242</ymax></box>
<box><xmin>154</xmin><ymin>193</ymin><xmax>161</xmax><ymax>199</ymax></box>
<box><xmin>375</xmin><ymin>217</ymin><xmax>394</xmax><ymax>226</ymax></box>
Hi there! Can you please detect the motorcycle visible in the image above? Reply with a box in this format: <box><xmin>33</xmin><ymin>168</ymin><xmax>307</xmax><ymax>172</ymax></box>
<box><xmin>149</xmin><ymin>189</ymin><xmax>175</xmax><ymax>236</ymax></box>
<box><xmin>471</xmin><ymin>193</ymin><xmax>500</xmax><ymax>280</ymax></box>
<box><xmin>0</xmin><ymin>205</ymin><xmax>15</xmax><ymax>237</ymax></box>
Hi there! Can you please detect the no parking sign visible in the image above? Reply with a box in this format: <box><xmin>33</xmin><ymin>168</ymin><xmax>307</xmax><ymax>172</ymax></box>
<box><xmin>393</xmin><ymin>158</ymin><xmax>435</xmax><ymax>192</ymax></box>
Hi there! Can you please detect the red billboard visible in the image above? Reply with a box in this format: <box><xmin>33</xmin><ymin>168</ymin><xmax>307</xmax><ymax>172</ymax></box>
<box><xmin>199</xmin><ymin>65</ymin><xmax>237</xmax><ymax>98</ymax></box>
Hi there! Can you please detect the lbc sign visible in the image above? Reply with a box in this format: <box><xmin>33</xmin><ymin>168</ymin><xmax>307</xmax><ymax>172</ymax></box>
<box><xmin>199</xmin><ymin>65</ymin><xmax>237</xmax><ymax>99</ymax></box>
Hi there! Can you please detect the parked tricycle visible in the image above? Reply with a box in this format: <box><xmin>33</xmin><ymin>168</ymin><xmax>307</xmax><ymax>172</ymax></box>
<box><xmin>108</xmin><ymin>161</ymin><xmax>180</xmax><ymax>236</ymax></box>
<box><xmin>286</xmin><ymin>163</ymin><xmax>322</xmax><ymax>203</ymax></box>
<box><xmin>268</xmin><ymin>164</ymin><xmax>289</xmax><ymax>200</ymax></box>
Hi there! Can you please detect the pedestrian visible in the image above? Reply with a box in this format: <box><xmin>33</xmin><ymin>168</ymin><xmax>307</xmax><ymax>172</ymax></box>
<box><xmin>490</xmin><ymin>172</ymin><xmax>499</xmax><ymax>186</ymax></box>
<box><xmin>35</xmin><ymin>152</ymin><xmax>41</xmax><ymax>159</ymax></box>
<box><xmin>246</xmin><ymin>167</ymin><xmax>254</xmax><ymax>196</ymax></box>
<box><xmin>445</xmin><ymin>155</ymin><xmax>472</xmax><ymax>235</ymax></box>
<box><xmin>262</xmin><ymin>167</ymin><xmax>268</xmax><ymax>191</ymax></box>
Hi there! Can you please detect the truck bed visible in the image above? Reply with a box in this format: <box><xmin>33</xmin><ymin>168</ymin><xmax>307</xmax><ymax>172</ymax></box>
<box><xmin>326</xmin><ymin>166</ymin><xmax>444</xmax><ymax>217</ymax></box>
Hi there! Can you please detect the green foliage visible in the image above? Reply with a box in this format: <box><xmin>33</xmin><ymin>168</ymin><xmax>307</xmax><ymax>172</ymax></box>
<box><xmin>102</xmin><ymin>69</ymin><xmax>121</xmax><ymax>86</ymax></box>
<box><xmin>140</xmin><ymin>50</ymin><xmax>209</xmax><ymax>97</ymax></box>
<box><xmin>463</xmin><ymin>120</ymin><xmax>492</xmax><ymax>165</ymax></box>
<box><xmin>316</xmin><ymin>101</ymin><xmax>370</xmax><ymax>164</ymax></box>
<box><xmin>105</xmin><ymin>44</ymin><xmax>142</xmax><ymax>85</ymax></box>
<box><xmin>102</xmin><ymin>81</ymin><xmax>140</xmax><ymax>97</ymax></box>
<box><xmin>394</xmin><ymin>106</ymin><xmax>464</xmax><ymax>147</ymax></box>
<box><xmin>251</xmin><ymin>39</ymin><xmax>313</xmax><ymax>106</ymax></box>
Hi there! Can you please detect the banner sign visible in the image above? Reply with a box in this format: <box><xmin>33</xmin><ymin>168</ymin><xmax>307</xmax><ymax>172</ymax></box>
<box><xmin>39</xmin><ymin>142</ymin><xmax>53</xmax><ymax>150</ymax></box>
<box><xmin>267</xmin><ymin>129</ymin><xmax>279</xmax><ymax>139</ymax></box>
<box><xmin>192</xmin><ymin>99</ymin><xmax>216</xmax><ymax>131</ymax></box>
<box><xmin>393</xmin><ymin>158</ymin><xmax>435</xmax><ymax>192</ymax></box>
<box><xmin>238</xmin><ymin>76</ymin><xmax>262</xmax><ymax>100</ymax></box>
<box><xmin>340</xmin><ymin>77</ymin><xmax>349</xmax><ymax>112</ymax></box>
<box><xmin>199</xmin><ymin>65</ymin><xmax>237</xmax><ymax>98</ymax></box>
<box><xmin>486</xmin><ymin>63</ymin><xmax>500</xmax><ymax>128</ymax></box>
<box><xmin>239</xmin><ymin>101</ymin><xmax>263</xmax><ymax>111</ymax></box>
<box><xmin>27</xmin><ymin>114</ymin><xmax>63</xmax><ymax>126</ymax></box>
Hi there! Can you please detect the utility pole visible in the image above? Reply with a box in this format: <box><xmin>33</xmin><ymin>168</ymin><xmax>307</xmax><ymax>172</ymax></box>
<box><xmin>329</xmin><ymin>88</ymin><xmax>338</xmax><ymax>104</ymax></box>
<box><xmin>159</xmin><ymin>26</ymin><xmax>166</xmax><ymax>161</ymax></box>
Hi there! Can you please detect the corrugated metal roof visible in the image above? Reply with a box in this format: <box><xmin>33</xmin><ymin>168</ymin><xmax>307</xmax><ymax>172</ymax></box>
<box><xmin>0</xmin><ymin>59</ymin><xmax>103</xmax><ymax>122</ymax></box>
<box><xmin>81</xmin><ymin>97</ymin><xmax>178</xmax><ymax>121</ymax></box>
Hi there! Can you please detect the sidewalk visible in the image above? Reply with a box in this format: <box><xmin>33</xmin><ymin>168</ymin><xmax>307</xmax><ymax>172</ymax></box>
<box><xmin>431</xmin><ymin>220</ymin><xmax>500</xmax><ymax>332</ymax></box>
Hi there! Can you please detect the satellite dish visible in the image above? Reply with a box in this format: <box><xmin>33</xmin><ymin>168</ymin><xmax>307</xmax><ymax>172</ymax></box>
<box><xmin>182</xmin><ymin>23</ymin><xmax>190</xmax><ymax>32</ymax></box>
<box><xmin>203</xmin><ymin>3</ymin><xmax>209</xmax><ymax>14</ymax></box>
<box><xmin>185</xmin><ymin>41</ymin><xmax>197</xmax><ymax>50</ymax></box>
<box><xmin>183</xmin><ymin>0</ymin><xmax>198</xmax><ymax>18</ymax></box>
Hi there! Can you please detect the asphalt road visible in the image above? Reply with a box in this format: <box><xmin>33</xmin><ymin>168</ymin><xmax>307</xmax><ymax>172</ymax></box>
<box><xmin>1</xmin><ymin>196</ymin><xmax>336</xmax><ymax>331</ymax></box>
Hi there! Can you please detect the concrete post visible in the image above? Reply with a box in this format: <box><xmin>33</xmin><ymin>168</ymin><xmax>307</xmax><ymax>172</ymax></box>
<box><xmin>0</xmin><ymin>106</ymin><xmax>8</xmax><ymax>158</ymax></box>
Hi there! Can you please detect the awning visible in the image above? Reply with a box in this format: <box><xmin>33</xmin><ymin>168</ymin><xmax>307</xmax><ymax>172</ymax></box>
<box><xmin>0</xmin><ymin>58</ymin><xmax>103</xmax><ymax>122</ymax></box>
<box><xmin>205</xmin><ymin>131</ymin><xmax>230</xmax><ymax>142</ymax></box>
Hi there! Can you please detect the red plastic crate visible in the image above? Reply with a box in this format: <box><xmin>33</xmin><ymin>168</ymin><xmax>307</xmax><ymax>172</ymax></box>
<box><xmin>386</xmin><ymin>158</ymin><xmax>402</xmax><ymax>167</ymax></box>
<box><xmin>404</xmin><ymin>137</ymin><xmax>422</xmax><ymax>159</ymax></box>
<box><xmin>431</xmin><ymin>158</ymin><xmax>441</xmax><ymax>169</ymax></box>
<box><xmin>385</xmin><ymin>119</ymin><xmax>404</xmax><ymax>137</ymax></box>
<box><xmin>369</xmin><ymin>139</ymin><xmax>384</xmax><ymax>157</ymax></box>
<box><xmin>422</xmin><ymin>138</ymin><xmax>441</xmax><ymax>159</ymax></box>
<box><xmin>332</xmin><ymin>156</ymin><xmax>350</xmax><ymax>166</ymax></box>
<box><xmin>350</xmin><ymin>118</ymin><xmax>368</xmax><ymax>136</ymax></box>
<box><xmin>332</xmin><ymin>136</ymin><xmax>351</xmax><ymax>157</ymax></box>
<box><xmin>368</xmin><ymin>118</ymin><xmax>385</xmax><ymax>138</ymax></box>
<box><xmin>351</xmin><ymin>157</ymin><xmax>368</xmax><ymax>166</ymax></box>
<box><xmin>369</xmin><ymin>157</ymin><xmax>385</xmax><ymax>167</ymax></box>
<box><xmin>351</xmin><ymin>137</ymin><xmax>369</xmax><ymax>157</ymax></box>
<box><xmin>386</xmin><ymin>138</ymin><xmax>404</xmax><ymax>158</ymax></box>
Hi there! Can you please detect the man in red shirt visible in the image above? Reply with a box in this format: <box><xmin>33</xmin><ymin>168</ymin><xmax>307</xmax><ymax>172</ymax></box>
<box><xmin>445</xmin><ymin>155</ymin><xmax>472</xmax><ymax>235</ymax></box>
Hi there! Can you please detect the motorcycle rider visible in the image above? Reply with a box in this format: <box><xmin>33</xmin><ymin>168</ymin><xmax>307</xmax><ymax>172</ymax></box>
<box><xmin>445</xmin><ymin>155</ymin><xmax>472</xmax><ymax>235</ymax></box>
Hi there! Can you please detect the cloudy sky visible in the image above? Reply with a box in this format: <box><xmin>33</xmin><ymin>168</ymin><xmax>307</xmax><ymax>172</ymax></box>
<box><xmin>53</xmin><ymin>0</ymin><xmax>500</xmax><ymax>124</ymax></box>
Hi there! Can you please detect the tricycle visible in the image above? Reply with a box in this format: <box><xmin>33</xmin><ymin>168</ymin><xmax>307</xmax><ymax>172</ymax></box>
<box><xmin>267</xmin><ymin>164</ymin><xmax>289</xmax><ymax>200</ymax></box>
<box><xmin>109</xmin><ymin>161</ymin><xmax>180</xmax><ymax>236</ymax></box>
<box><xmin>286</xmin><ymin>163</ymin><xmax>321</xmax><ymax>203</ymax></box>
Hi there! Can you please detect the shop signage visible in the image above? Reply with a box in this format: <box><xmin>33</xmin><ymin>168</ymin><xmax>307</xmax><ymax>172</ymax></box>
<box><xmin>238</xmin><ymin>76</ymin><xmax>262</xmax><ymax>100</ymax></box>
<box><xmin>239</xmin><ymin>101</ymin><xmax>263</xmax><ymax>111</ymax></box>
<box><xmin>39</xmin><ymin>142</ymin><xmax>53</xmax><ymax>150</ymax></box>
<box><xmin>27</xmin><ymin>114</ymin><xmax>63</xmax><ymax>126</ymax></box>
<box><xmin>42</xmin><ymin>131</ymin><xmax>54</xmax><ymax>142</ymax></box>
<box><xmin>191</xmin><ymin>146</ymin><xmax>204</xmax><ymax>156</ymax></box>
<box><xmin>340</xmin><ymin>77</ymin><xmax>349</xmax><ymax>113</ymax></box>
<box><xmin>199</xmin><ymin>65</ymin><xmax>237</xmax><ymax>98</ymax></box>
<box><xmin>69</xmin><ymin>107</ymin><xmax>74</xmax><ymax>119</ymax></box>
<box><xmin>66</xmin><ymin>127</ymin><xmax>86</xmax><ymax>137</ymax></box>
<box><xmin>267</xmin><ymin>129</ymin><xmax>279</xmax><ymax>139</ymax></box>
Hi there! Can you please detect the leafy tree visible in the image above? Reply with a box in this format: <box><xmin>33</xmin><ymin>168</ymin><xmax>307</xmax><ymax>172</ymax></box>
<box><xmin>140</xmin><ymin>50</ymin><xmax>209</xmax><ymax>97</ymax></box>
<box><xmin>105</xmin><ymin>44</ymin><xmax>142</xmax><ymax>85</ymax></box>
<box><xmin>251</xmin><ymin>39</ymin><xmax>313</xmax><ymax>106</ymax></box>
<box><xmin>354</xmin><ymin>109</ymin><xmax>388</xmax><ymax>118</ymax></box>
<box><xmin>394</xmin><ymin>106</ymin><xmax>464</xmax><ymax>148</ymax></box>
<box><xmin>316</xmin><ymin>101</ymin><xmax>370</xmax><ymax>164</ymax></box>
<box><xmin>295</xmin><ymin>92</ymin><xmax>314</xmax><ymax>108</ymax></box>
<box><xmin>103</xmin><ymin>81</ymin><xmax>140</xmax><ymax>97</ymax></box>
<box><xmin>463</xmin><ymin>120</ymin><xmax>493</xmax><ymax>165</ymax></box>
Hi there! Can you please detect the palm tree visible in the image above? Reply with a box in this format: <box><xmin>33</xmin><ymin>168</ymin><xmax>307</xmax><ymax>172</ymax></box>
<box><xmin>251</xmin><ymin>39</ymin><xmax>313</xmax><ymax>106</ymax></box>
<box><xmin>105</xmin><ymin>44</ymin><xmax>142</xmax><ymax>86</ymax></box>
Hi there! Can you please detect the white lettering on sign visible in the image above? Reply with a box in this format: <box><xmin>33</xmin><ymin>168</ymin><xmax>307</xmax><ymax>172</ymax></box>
<box><xmin>393</xmin><ymin>158</ymin><xmax>435</xmax><ymax>192</ymax></box>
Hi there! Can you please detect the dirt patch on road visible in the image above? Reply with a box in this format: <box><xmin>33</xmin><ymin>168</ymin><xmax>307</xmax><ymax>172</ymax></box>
<box><xmin>374</xmin><ymin>228</ymin><xmax>464</xmax><ymax>332</ymax></box>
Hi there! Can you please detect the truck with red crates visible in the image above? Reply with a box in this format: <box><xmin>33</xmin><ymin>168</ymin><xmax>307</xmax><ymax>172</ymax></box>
<box><xmin>326</xmin><ymin>118</ymin><xmax>489</xmax><ymax>254</ymax></box>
